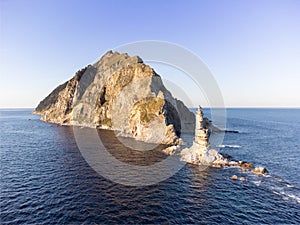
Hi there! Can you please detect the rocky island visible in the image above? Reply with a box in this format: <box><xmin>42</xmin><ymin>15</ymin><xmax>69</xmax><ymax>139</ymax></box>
<box><xmin>34</xmin><ymin>51</ymin><xmax>195</xmax><ymax>145</ymax></box>
<box><xmin>35</xmin><ymin>51</ymin><xmax>268</xmax><ymax>175</ymax></box>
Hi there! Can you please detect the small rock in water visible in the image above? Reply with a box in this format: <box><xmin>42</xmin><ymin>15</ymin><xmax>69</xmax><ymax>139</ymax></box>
<box><xmin>231</xmin><ymin>175</ymin><xmax>238</xmax><ymax>180</ymax></box>
<box><xmin>239</xmin><ymin>177</ymin><xmax>246</xmax><ymax>181</ymax></box>
<box><xmin>252</xmin><ymin>167</ymin><xmax>269</xmax><ymax>175</ymax></box>
<box><xmin>163</xmin><ymin>145</ymin><xmax>180</xmax><ymax>155</ymax></box>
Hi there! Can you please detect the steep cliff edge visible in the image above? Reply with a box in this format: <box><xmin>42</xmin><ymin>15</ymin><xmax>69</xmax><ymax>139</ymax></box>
<box><xmin>34</xmin><ymin>51</ymin><xmax>195</xmax><ymax>144</ymax></box>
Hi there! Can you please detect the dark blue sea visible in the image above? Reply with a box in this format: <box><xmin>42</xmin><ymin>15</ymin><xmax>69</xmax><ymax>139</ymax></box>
<box><xmin>1</xmin><ymin>108</ymin><xmax>300</xmax><ymax>224</ymax></box>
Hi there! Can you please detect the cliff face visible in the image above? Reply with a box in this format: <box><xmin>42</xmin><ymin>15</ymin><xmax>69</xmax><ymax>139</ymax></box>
<box><xmin>34</xmin><ymin>51</ymin><xmax>195</xmax><ymax>144</ymax></box>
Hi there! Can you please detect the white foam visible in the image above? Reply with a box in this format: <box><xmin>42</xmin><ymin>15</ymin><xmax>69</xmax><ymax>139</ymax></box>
<box><xmin>279</xmin><ymin>191</ymin><xmax>300</xmax><ymax>204</ymax></box>
<box><xmin>252</xmin><ymin>180</ymin><xmax>262</xmax><ymax>186</ymax></box>
<box><xmin>269</xmin><ymin>183</ymin><xmax>300</xmax><ymax>204</ymax></box>
<box><xmin>250</xmin><ymin>175</ymin><xmax>300</xmax><ymax>204</ymax></box>
<box><xmin>286</xmin><ymin>194</ymin><xmax>300</xmax><ymax>204</ymax></box>
<box><xmin>217</xmin><ymin>144</ymin><xmax>241</xmax><ymax>149</ymax></box>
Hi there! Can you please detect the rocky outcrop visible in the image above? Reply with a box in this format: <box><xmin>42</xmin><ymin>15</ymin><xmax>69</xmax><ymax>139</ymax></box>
<box><xmin>162</xmin><ymin>145</ymin><xmax>181</xmax><ymax>155</ymax></box>
<box><xmin>34</xmin><ymin>51</ymin><xmax>195</xmax><ymax>145</ymax></box>
<box><xmin>181</xmin><ymin>106</ymin><xmax>226</xmax><ymax>165</ymax></box>
<box><xmin>179</xmin><ymin>107</ymin><xmax>268</xmax><ymax>178</ymax></box>
<box><xmin>203</xmin><ymin>118</ymin><xmax>239</xmax><ymax>133</ymax></box>
<box><xmin>252</xmin><ymin>167</ymin><xmax>269</xmax><ymax>175</ymax></box>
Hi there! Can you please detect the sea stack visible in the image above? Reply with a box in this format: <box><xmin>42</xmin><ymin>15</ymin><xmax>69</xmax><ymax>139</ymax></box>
<box><xmin>194</xmin><ymin>106</ymin><xmax>209</xmax><ymax>148</ymax></box>
<box><xmin>181</xmin><ymin>106</ymin><xmax>224</xmax><ymax>165</ymax></box>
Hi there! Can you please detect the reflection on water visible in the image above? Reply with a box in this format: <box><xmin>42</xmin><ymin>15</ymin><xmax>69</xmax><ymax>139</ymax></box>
<box><xmin>72</xmin><ymin>126</ymin><xmax>186</xmax><ymax>186</ymax></box>
<box><xmin>98</xmin><ymin>129</ymin><xmax>168</xmax><ymax>166</ymax></box>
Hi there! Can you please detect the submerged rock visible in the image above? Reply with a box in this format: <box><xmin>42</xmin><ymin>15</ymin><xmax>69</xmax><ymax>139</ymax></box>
<box><xmin>231</xmin><ymin>175</ymin><xmax>246</xmax><ymax>181</ymax></box>
<box><xmin>34</xmin><ymin>51</ymin><xmax>195</xmax><ymax>145</ymax></box>
<box><xmin>239</xmin><ymin>177</ymin><xmax>246</xmax><ymax>181</ymax></box>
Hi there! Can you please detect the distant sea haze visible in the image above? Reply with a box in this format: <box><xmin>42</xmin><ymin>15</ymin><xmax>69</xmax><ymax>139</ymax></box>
<box><xmin>1</xmin><ymin>108</ymin><xmax>299</xmax><ymax>224</ymax></box>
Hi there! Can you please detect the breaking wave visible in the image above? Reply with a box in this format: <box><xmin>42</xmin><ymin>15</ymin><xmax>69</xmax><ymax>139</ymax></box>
<box><xmin>248</xmin><ymin>173</ymin><xmax>300</xmax><ymax>204</ymax></box>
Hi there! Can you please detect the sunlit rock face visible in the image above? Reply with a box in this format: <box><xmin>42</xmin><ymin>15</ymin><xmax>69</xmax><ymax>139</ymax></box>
<box><xmin>34</xmin><ymin>51</ymin><xmax>195</xmax><ymax>145</ymax></box>
<box><xmin>181</xmin><ymin>106</ymin><xmax>225</xmax><ymax>165</ymax></box>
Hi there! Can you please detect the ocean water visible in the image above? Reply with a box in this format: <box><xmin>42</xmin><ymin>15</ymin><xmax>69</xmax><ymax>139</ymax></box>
<box><xmin>1</xmin><ymin>108</ymin><xmax>300</xmax><ymax>224</ymax></box>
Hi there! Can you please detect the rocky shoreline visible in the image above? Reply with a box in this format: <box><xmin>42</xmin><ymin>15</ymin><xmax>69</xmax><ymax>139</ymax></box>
<box><xmin>163</xmin><ymin>106</ymin><xmax>269</xmax><ymax>177</ymax></box>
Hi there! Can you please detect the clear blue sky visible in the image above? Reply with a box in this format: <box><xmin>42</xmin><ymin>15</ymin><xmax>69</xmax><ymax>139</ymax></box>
<box><xmin>1</xmin><ymin>0</ymin><xmax>299</xmax><ymax>108</ymax></box>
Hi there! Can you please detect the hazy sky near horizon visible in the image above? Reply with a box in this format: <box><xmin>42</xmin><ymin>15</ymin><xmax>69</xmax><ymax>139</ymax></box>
<box><xmin>1</xmin><ymin>0</ymin><xmax>299</xmax><ymax>108</ymax></box>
